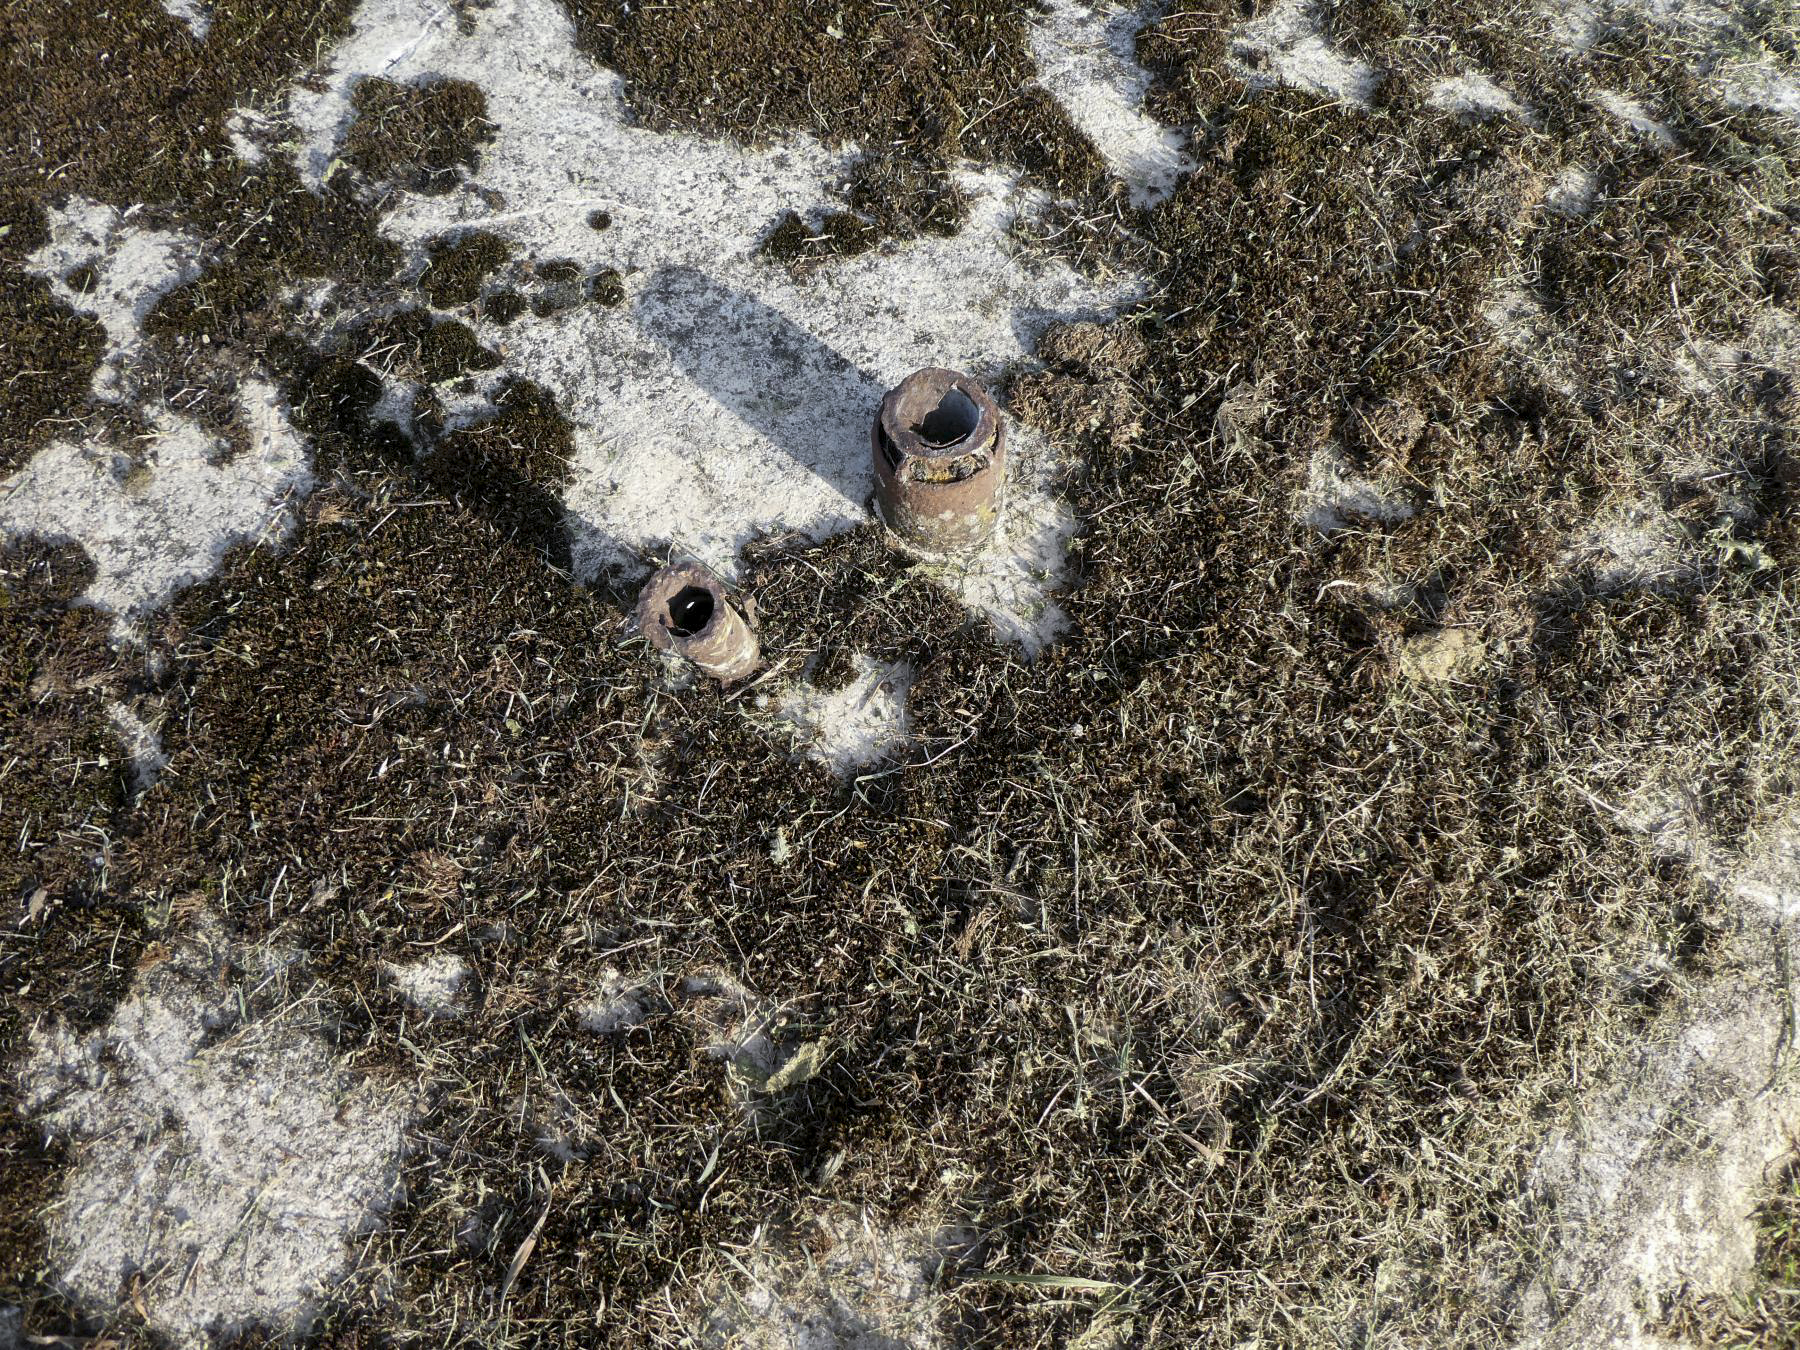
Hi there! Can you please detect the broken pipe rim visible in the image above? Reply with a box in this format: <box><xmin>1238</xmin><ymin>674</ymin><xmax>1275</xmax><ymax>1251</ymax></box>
<box><xmin>872</xmin><ymin>366</ymin><xmax>1007</xmax><ymax>553</ymax></box>
<box><xmin>634</xmin><ymin>562</ymin><xmax>761</xmax><ymax>682</ymax></box>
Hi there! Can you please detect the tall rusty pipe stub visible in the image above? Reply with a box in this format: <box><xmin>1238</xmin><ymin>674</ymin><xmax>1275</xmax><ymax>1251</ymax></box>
<box><xmin>635</xmin><ymin>563</ymin><xmax>760</xmax><ymax>682</ymax></box>
<box><xmin>872</xmin><ymin>367</ymin><xmax>1006</xmax><ymax>552</ymax></box>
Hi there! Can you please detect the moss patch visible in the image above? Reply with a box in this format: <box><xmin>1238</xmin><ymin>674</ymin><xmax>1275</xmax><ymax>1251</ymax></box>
<box><xmin>356</xmin><ymin>309</ymin><xmax>500</xmax><ymax>385</ymax></box>
<box><xmin>341</xmin><ymin>76</ymin><xmax>496</xmax><ymax>196</ymax></box>
<box><xmin>0</xmin><ymin>280</ymin><xmax>105</xmax><ymax>475</ymax></box>
<box><xmin>420</xmin><ymin>229</ymin><xmax>514</xmax><ymax>308</ymax></box>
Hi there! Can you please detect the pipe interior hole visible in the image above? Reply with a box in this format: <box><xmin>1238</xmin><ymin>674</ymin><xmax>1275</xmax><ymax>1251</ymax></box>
<box><xmin>912</xmin><ymin>387</ymin><xmax>981</xmax><ymax>448</ymax></box>
<box><xmin>666</xmin><ymin>586</ymin><xmax>716</xmax><ymax>637</ymax></box>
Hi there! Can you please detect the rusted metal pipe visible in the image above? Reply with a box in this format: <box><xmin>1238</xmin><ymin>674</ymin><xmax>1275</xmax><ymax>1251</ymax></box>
<box><xmin>635</xmin><ymin>563</ymin><xmax>760</xmax><ymax>681</ymax></box>
<box><xmin>871</xmin><ymin>367</ymin><xmax>1006</xmax><ymax>552</ymax></box>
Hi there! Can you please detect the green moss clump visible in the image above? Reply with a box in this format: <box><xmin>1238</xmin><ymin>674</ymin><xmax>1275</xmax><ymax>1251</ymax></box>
<box><xmin>758</xmin><ymin>208</ymin><xmax>878</xmax><ymax>266</ymax></box>
<box><xmin>357</xmin><ymin>308</ymin><xmax>500</xmax><ymax>385</ymax></box>
<box><xmin>481</xmin><ymin>288</ymin><xmax>528</xmax><ymax>324</ymax></box>
<box><xmin>587</xmin><ymin>268</ymin><xmax>625</xmax><ymax>307</ymax></box>
<box><xmin>0</xmin><ymin>278</ymin><xmax>104</xmax><ymax>474</ymax></box>
<box><xmin>421</xmin><ymin>230</ymin><xmax>514</xmax><ymax>307</ymax></box>
<box><xmin>341</xmin><ymin>76</ymin><xmax>496</xmax><ymax>194</ymax></box>
<box><xmin>529</xmin><ymin>259</ymin><xmax>586</xmax><ymax>316</ymax></box>
<box><xmin>419</xmin><ymin>317</ymin><xmax>501</xmax><ymax>384</ymax></box>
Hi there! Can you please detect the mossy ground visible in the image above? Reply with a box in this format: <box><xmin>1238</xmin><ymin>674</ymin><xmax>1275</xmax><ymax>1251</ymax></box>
<box><xmin>3</xmin><ymin>0</ymin><xmax>1800</xmax><ymax>1346</ymax></box>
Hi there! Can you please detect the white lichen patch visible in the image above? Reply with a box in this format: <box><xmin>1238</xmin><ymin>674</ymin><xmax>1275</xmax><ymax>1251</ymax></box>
<box><xmin>1729</xmin><ymin>814</ymin><xmax>1800</xmax><ymax>920</ymax></box>
<box><xmin>26</xmin><ymin>198</ymin><xmax>204</xmax><ymax>404</ymax></box>
<box><xmin>1563</xmin><ymin>500</ymin><xmax>1699</xmax><ymax>594</ymax></box>
<box><xmin>1545</xmin><ymin>165</ymin><xmax>1601</xmax><ymax>217</ymax></box>
<box><xmin>1427</xmin><ymin>73</ymin><xmax>1532</xmax><ymax>123</ymax></box>
<box><xmin>1595</xmin><ymin>89</ymin><xmax>1679</xmax><ymax>147</ymax></box>
<box><xmin>1514</xmin><ymin>748</ymin><xmax>1800</xmax><ymax>1345</ymax></box>
<box><xmin>1481</xmin><ymin>285</ymin><xmax>1586</xmax><ymax>398</ymax></box>
<box><xmin>19</xmin><ymin>927</ymin><xmax>411</xmax><ymax>1347</ymax></box>
<box><xmin>577</xmin><ymin>967</ymin><xmax>657</xmax><ymax>1035</ymax></box>
<box><xmin>276</xmin><ymin>0</ymin><xmax>1145</xmax><ymax>653</ymax></box>
<box><xmin>107</xmin><ymin>699</ymin><xmax>169</xmax><ymax>796</ymax></box>
<box><xmin>1229</xmin><ymin>0</ymin><xmax>1380</xmax><ymax>107</ymax></box>
<box><xmin>1515</xmin><ymin>926</ymin><xmax>1800</xmax><ymax>1348</ymax></box>
<box><xmin>699</xmin><ymin>1214</ymin><xmax>972</xmax><ymax>1350</ymax></box>
<box><xmin>1298</xmin><ymin>446</ymin><xmax>1415</xmax><ymax>533</ymax></box>
<box><xmin>1029</xmin><ymin>0</ymin><xmax>1195</xmax><ymax>207</ymax></box>
<box><xmin>0</xmin><ymin>380</ymin><xmax>313</xmax><ymax>633</ymax></box>
<box><xmin>775</xmin><ymin>655</ymin><xmax>914</xmax><ymax>777</ymax></box>
<box><xmin>383</xmin><ymin>952</ymin><xmax>470</xmax><ymax>1019</ymax></box>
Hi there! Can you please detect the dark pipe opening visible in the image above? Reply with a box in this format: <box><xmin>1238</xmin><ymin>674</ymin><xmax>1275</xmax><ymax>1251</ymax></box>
<box><xmin>666</xmin><ymin>586</ymin><xmax>716</xmax><ymax>637</ymax></box>
<box><xmin>912</xmin><ymin>387</ymin><xmax>980</xmax><ymax>448</ymax></box>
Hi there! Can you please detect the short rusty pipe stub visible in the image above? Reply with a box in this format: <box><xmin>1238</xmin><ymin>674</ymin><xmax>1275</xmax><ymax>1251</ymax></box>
<box><xmin>635</xmin><ymin>563</ymin><xmax>760</xmax><ymax>682</ymax></box>
<box><xmin>872</xmin><ymin>367</ymin><xmax>1006</xmax><ymax>553</ymax></box>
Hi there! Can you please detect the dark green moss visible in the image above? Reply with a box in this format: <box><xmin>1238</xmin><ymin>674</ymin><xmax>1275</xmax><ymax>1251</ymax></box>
<box><xmin>341</xmin><ymin>75</ymin><xmax>496</xmax><ymax>195</ymax></box>
<box><xmin>356</xmin><ymin>308</ymin><xmax>500</xmax><ymax>385</ymax></box>
<box><xmin>419</xmin><ymin>317</ymin><xmax>500</xmax><ymax>383</ymax></box>
<box><xmin>759</xmin><ymin>208</ymin><xmax>878</xmax><ymax>266</ymax></box>
<box><xmin>0</xmin><ymin>278</ymin><xmax>104</xmax><ymax>473</ymax></box>
<box><xmin>537</xmin><ymin>259</ymin><xmax>584</xmax><ymax>286</ymax></box>
<box><xmin>0</xmin><ymin>0</ymin><xmax>364</xmax><ymax>228</ymax></box>
<box><xmin>529</xmin><ymin>259</ymin><xmax>587</xmax><ymax>316</ymax></box>
<box><xmin>587</xmin><ymin>267</ymin><xmax>626</xmax><ymax>307</ymax></box>
<box><xmin>480</xmin><ymin>288</ymin><xmax>528</xmax><ymax>324</ymax></box>
<box><xmin>420</xmin><ymin>230</ymin><xmax>514</xmax><ymax>307</ymax></box>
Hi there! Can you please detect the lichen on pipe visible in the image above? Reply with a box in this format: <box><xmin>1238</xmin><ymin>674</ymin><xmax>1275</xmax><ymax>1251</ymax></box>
<box><xmin>871</xmin><ymin>367</ymin><xmax>1006</xmax><ymax>552</ymax></box>
<box><xmin>634</xmin><ymin>563</ymin><xmax>760</xmax><ymax>681</ymax></box>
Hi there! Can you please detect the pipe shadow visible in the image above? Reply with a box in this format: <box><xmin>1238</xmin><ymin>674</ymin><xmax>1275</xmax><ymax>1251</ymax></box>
<box><xmin>633</xmin><ymin>264</ymin><xmax>886</xmax><ymax>507</ymax></box>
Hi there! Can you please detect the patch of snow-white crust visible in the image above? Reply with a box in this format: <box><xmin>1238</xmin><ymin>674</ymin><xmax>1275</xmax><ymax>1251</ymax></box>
<box><xmin>1517</xmin><ymin>931</ymin><xmax>1800</xmax><ymax>1348</ymax></box>
<box><xmin>1229</xmin><ymin>0</ymin><xmax>1380</xmax><ymax>106</ymax></box>
<box><xmin>280</xmin><ymin>0</ymin><xmax>1146</xmax><ymax>652</ymax></box>
<box><xmin>0</xmin><ymin>381</ymin><xmax>313</xmax><ymax>634</ymax></box>
<box><xmin>700</xmin><ymin>1214</ymin><xmax>972</xmax><ymax>1350</ymax></box>
<box><xmin>107</xmin><ymin>699</ymin><xmax>168</xmax><ymax>796</ymax></box>
<box><xmin>1513</xmin><ymin>764</ymin><xmax>1800</xmax><ymax>1344</ymax></box>
<box><xmin>18</xmin><ymin>927</ymin><xmax>411</xmax><ymax>1346</ymax></box>
<box><xmin>1428</xmin><ymin>73</ymin><xmax>1532</xmax><ymax>122</ymax></box>
<box><xmin>1029</xmin><ymin>1</ymin><xmax>1195</xmax><ymax>207</ymax></box>
<box><xmin>775</xmin><ymin>655</ymin><xmax>914</xmax><ymax>776</ymax></box>
<box><xmin>1299</xmin><ymin>446</ymin><xmax>1415</xmax><ymax>533</ymax></box>
<box><xmin>383</xmin><ymin>952</ymin><xmax>470</xmax><ymax>1018</ymax></box>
